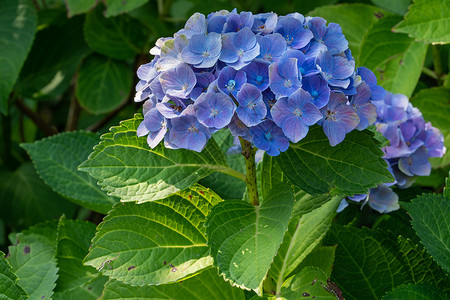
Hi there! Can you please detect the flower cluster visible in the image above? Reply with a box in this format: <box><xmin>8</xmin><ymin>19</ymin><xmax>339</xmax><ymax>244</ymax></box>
<box><xmin>134</xmin><ymin>9</ymin><xmax>383</xmax><ymax>156</ymax></box>
<box><xmin>339</xmin><ymin>91</ymin><xmax>446</xmax><ymax>213</ymax></box>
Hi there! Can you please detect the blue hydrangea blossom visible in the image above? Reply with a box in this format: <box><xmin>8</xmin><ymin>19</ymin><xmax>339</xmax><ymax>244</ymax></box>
<box><xmin>135</xmin><ymin>8</ymin><xmax>398</xmax><ymax>155</ymax></box>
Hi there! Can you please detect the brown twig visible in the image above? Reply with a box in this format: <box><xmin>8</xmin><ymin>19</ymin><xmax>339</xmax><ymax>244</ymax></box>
<box><xmin>65</xmin><ymin>93</ymin><xmax>81</xmax><ymax>131</ymax></box>
<box><xmin>15</xmin><ymin>99</ymin><xmax>58</xmax><ymax>136</ymax></box>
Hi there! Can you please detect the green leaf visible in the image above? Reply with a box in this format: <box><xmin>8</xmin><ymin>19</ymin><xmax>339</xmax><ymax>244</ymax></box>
<box><xmin>403</xmin><ymin>194</ymin><xmax>450</xmax><ymax>272</ymax></box>
<box><xmin>274</xmin><ymin>126</ymin><xmax>393</xmax><ymax>196</ymax></box>
<box><xmin>53</xmin><ymin>276</ymin><xmax>108</xmax><ymax>300</ymax></box>
<box><xmin>281</xmin><ymin>266</ymin><xmax>337</xmax><ymax>300</ymax></box>
<box><xmin>324</xmin><ymin>226</ymin><xmax>410</xmax><ymax>300</ymax></box>
<box><xmin>295</xmin><ymin>245</ymin><xmax>337</xmax><ymax>277</ymax></box>
<box><xmin>270</xmin><ymin>196</ymin><xmax>341</xmax><ymax>295</ymax></box>
<box><xmin>261</xmin><ymin>154</ymin><xmax>285</xmax><ymax>200</ymax></box>
<box><xmin>76</xmin><ymin>54</ymin><xmax>132</xmax><ymax>114</ymax></box>
<box><xmin>411</xmin><ymin>87</ymin><xmax>450</xmax><ymax>131</ymax></box>
<box><xmin>308</xmin><ymin>4</ymin><xmax>389</xmax><ymax>63</ymax></box>
<box><xmin>15</xmin><ymin>16</ymin><xmax>91</xmax><ymax>100</ymax></box>
<box><xmin>205</xmin><ymin>183</ymin><xmax>294</xmax><ymax>289</ymax></box>
<box><xmin>84</xmin><ymin>4</ymin><xmax>149</xmax><ymax>60</ymax></box>
<box><xmin>359</xmin><ymin>15</ymin><xmax>428</xmax><ymax>98</ymax></box>
<box><xmin>376</xmin><ymin>42</ymin><xmax>428</xmax><ymax>98</ymax></box>
<box><xmin>292</xmin><ymin>189</ymin><xmax>332</xmax><ymax>217</ymax></box>
<box><xmin>84</xmin><ymin>185</ymin><xmax>221</xmax><ymax>285</ymax></box>
<box><xmin>7</xmin><ymin>222</ymin><xmax>58</xmax><ymax>300</ymax></box>
<box><xmin>21</xmin><ymin>131</ymin><xmax>117</xmax><ymax>214</ymax></box>
<box><xmin>358</xmin><ymin>16</ymin><xmax>415</xmax><ymax>70</ymax></box>
<box><xmin>78</xmin><ymin>114</ymin><xmax>230</xmax><ymax>203</ymax></box>
<box><xmin>394</xmin><ymin>0</ymin><xmax>450</xmax><ymax>44</ymax></box>
<box><xmin>100</xmin><ymin>268</ymin><xmax>245</xmax><ymax>300</ymax></box>
<box><xmin>0</xmin><ymin>251</ymin><xmax>28</xmax><ymax>300</ymax></box>
<box><xmin>55</xmin><ymin>216</ymin><xmax>99</xmax><ymax>292</ymax></box>
<box><xmin>0</xmin><ymin>163</ymin><xmax>76</xmax><ymax>228</ymax></box>
<box><xmin>199</xmin><ymin>130</ymin><xmax>246</xmax><ymax>200</ymax></box>
<box><xmin>382</xmin><ymin>284</ymin><xmax>447</xmax><ymax>300</ymax></box>
<box><xmin>0</xmin><ymin>0</ymin><xmax>37</xmax><ymax>114</ymax></box>
<box><xmin>104</xmin><ymin>0</ymin><xmax>149</xmax><ymax>17</ymax></box>
<box><xmin>396</xmin><ymin>235</ymin><xmax>450</xmax><ymax>293</ymax></box>
<box><xmin>371</xmin><ymin>0</ymin><xmax>411</xmax><ymax>15</ymax></box>
<box><xmin>65</xmin><ymin>0</ymin><xmax>97</xmax><ymax>17</ymax></box>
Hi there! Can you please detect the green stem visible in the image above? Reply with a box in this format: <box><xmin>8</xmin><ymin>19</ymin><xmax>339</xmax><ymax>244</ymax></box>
<box><xmin>422</xmin><ymin>67</ymin><xmax>438</xmax><ymax>79</ymax></box>
<box><xmin>432</xmin><ymin>45</ymin><xmax>443</xmax><ymax>84</ymax></box>
<box><xmin>212</xmin><ymin>165</ymin><xmax>246</xmax><ymax>182</ymax></box>
<box><xmin>239</xmin><ymin>137</ymin><xmax>259</xmax><ymax>206</ymax></box>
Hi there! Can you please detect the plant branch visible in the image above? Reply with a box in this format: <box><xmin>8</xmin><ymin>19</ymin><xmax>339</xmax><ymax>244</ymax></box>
<box><xmin>65</xmin><ymin>92</ymin><xmax>81</xmax><ymax>131</ymax></box>
<box><xmin>240</xmin><ymin>137</ymin><xmax>259</xmax><ymax>206</ymax></box>
<box><xmin>422</xmin><ymin>67</ymin><xmax>438</xmax><ymax>79</ymax></box>
<box><xmin>432</xmin><ymin>45</ymin><xmax>443</xmax><ymax>84</ymax></box>
<box><xmin>15</xmin><ymin>99</ymin><xmax>58</xmax><ymax>136</ymax></box>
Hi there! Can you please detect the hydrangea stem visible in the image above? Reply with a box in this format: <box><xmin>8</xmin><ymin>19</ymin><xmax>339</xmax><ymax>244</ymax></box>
<box><xmin>239</xmin><ymin>137</ymin><xmax>260</xmax><ymax>206</ymax></box>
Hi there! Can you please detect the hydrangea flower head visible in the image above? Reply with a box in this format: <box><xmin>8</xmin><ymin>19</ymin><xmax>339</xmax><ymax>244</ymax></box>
<box><xmin>134</xmin><ymin>8</ymin><xmax>384</xmax><ymax>154</ymax></box>
<box><xmin>342</xmin><ymin>91</ymin><xmax>445</xmax><ymax>213</ymax></box>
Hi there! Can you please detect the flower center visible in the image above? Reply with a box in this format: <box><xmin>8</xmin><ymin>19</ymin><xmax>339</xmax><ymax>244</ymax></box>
<box><xmin>210</xmin><ymin>108</ymin><xmax>219</xmax><ymax>116</ymax></box>
<box><xmin>237</xmin><ymin>48</ymin><xmax>245</xmax><ymax>57</ymax></box>
<box><xmin>256</xmin><ymin>75</ymin><xmax>263</xmax><ymax>83</ymax></box>
<box><xmin>226</xmin><ymin>79</ymin><xmax>236</xmax><ymax>91</ymax></box>
<box><xmin>265</xmin><ymin>131</ymin><xmax>272</xmax><ymax>141</ymax></box>
<box><xmin>311</xmin><ymin>90</ymin><xmax>318</xmax><ymax>98</ymax></box>
<box><xmin>284</xmin><ymin>79</ymin><xmax>292</xmax><ymax>88</ymax></box>
<box><xmin>188</xmin><ymin>125</ymin><xmax>198</xmax><ymax>133</ymax></box>
<box><xmin>293</xmin><ymin>108</ymin><xmax>302</xmax><ymax>117</ymax></box>
<box><xmin>264</xmin><ymin>54</ymin><xmax>273</xmax><ymax>61</ymax></box>
<box><xmin>299</xmin><ymin>67</ymin><xmax>305</xmax><ymax>74</ymax></box>
<box><xmin>202</xmin><ymin>51</ymin><xmax>210</xmax><ymax>58</ymax></box>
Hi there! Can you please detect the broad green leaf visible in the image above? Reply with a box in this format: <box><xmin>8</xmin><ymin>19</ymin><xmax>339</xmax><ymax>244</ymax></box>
<box><xmin>359</xmin><ymin>16</ymin><xmax>428</xmax><ymax>98</ymax></box>
<box><xmin>205</xmin><ymin>183</ymin><xmax>294</xmax><ymax>289</ymax></box>
<box><xmin>84</xmin><ymin>185</ymin><xmax>221</xmax><ymax>285</ymax></box>
<box><xmin>76</xmin><ymin>54</ymin><xmax>132</xmax><ymax>114</ymax></box>
<box><xmin>403</xmin><ymin>194</ymin><xmax>450</xmax><ymax>272</ymax></box>
<box><xmin>55</xmin><ymin>216</ymin><xmax>99</xmax><ymax>291</ymax></box>
<box><xmin>411</xmin><ymin>87</ymin><xmax>450</xmax><ymax>131</ymax></box>
<box><xmin>53</xmin><ymin>276</ymin><xmax>108</xmax><ymax>300</ymax></box>
<box><xmin>0</xmin><ymin>0</ymin><xmax>37</xmax><ymax>114</ymax></box>
<box><xmin>325</xmin><ymin>226</ymin><xmax>410</xmax><ymax>300</ymax></box>
<box><xmin>295</xmin><ymin>245</ymin><xmax>337</xmax><ymax>277</ymax></box>
<box><xmin>104</xmin><ymin>0</ymin><xmax>149</xmax><ymax>17</ymax></box>
<box><xmin>292</xmin><ymin>189</ymin><xmax>332</xmax><ymax>217</ymax></box>
<box><xmin>7</xmin><ymin>222</ymin><xmax>58</xmax><ymax>300</ymax></box>
<box><xmin>84</xmin><ymin>5</ymin><xmax>149</xmax><ymax>60</ymax></box>
<box><xmin>275</xmin><ymin>126</ymin><xmax>393</xmax><ymax>196</ymax></box>
<box><xmin>394</xmin><ymin>0</ymin><xmax>450</xmax><ymax>44</ymax></box>
<box><xmin>371</xmin><ymin>0</ymin><xmax>410</xmax><ymax>15</ymax></box>
<box><xmin>382</xmin><ymin>284</ymin><xmax>447</xmax><ymax>300</ymax></box>
<box><xmin>0</xmin><ymin>251</ymin><xmax>28</xmax><ymax>300</ymax></box>
<box><xmin>308</xmin><ymin>4</ymin><xmax>389</xmax><ymax>62</ymax></box>
<box><xmin>397</xmin><ymin>236</ymin><xmax>450</xmax><ymax>293</ymax></box>
<box><xmin>358</xmin><ymin>16</ymin><xmax>415</xmax><ymax>70</ymax></box>
<box><xmin>270</xmin><ymin>196</ymin><xmax>341</xmax><ymax>295</ymax></box>
<box><xmin>199</xmin><ymin>130</ymin><xmax>246</xmax><ymax>200</ymax></box>
<box><xmin>281</xmin><ymin>267</ymin><xmax>336</xmax><ymax>300</ymax></box>
<box><xmin>65</xmin><ymin>0</ymin><xmax>97</xmax><ymax>17</ymax></box>
<box><xmin>261</xmin><ymin>154</ymin><xmax>285</xmax><ymax>200</ymax></box>
<box><xmin>376</xmin><ymin>42</ymin><xmax>428</xmax><ymax>98</ymax></box>
<box><xmin>78</xmin><ymin>114</ymin><xmax>230</xmax><ymax>203</ymax></box>
<box><xmin>21</xmin><ymin>132</ymin><xmax>117</xmax><ymax>214</ymax></box>
<box><xmin>0</xmin><ymin>163</ymin><xmax>76</xmax><ymax>228</ymax></box>
<box><xmin>15</xmin><ymin>16</ymin><xmax>91</xmax><ymax>100</ymax></box>
<box><xmin>100</xmin><ymin>268</ymin><xmax>245</xmax><ymax>300</ymax></box>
